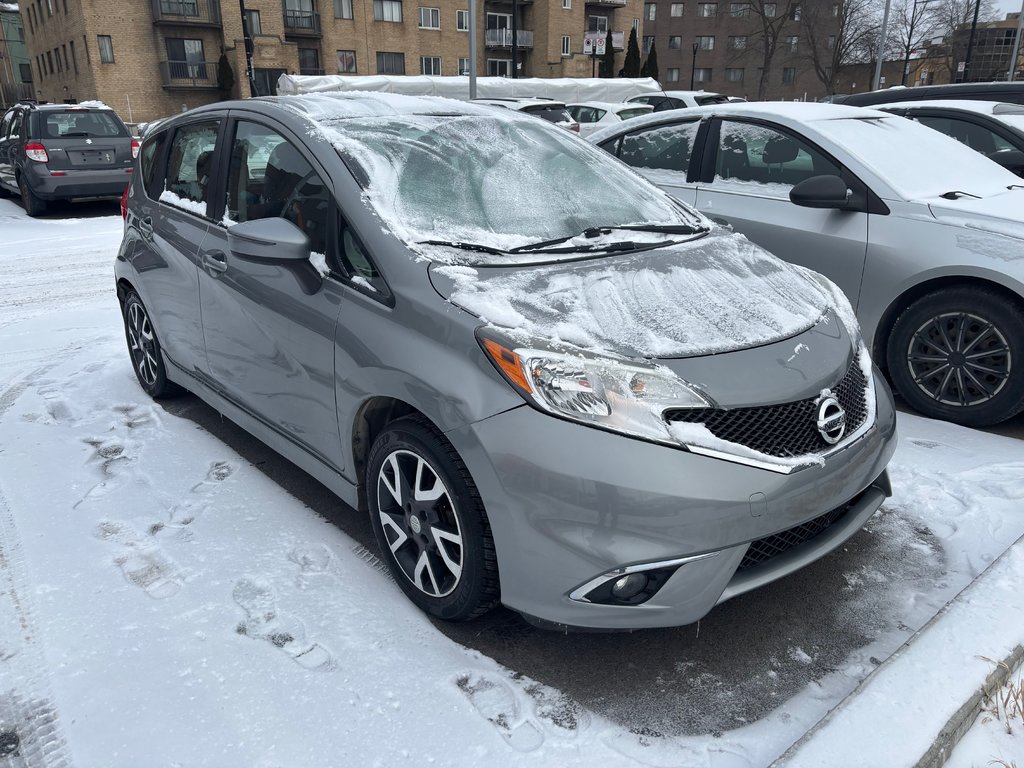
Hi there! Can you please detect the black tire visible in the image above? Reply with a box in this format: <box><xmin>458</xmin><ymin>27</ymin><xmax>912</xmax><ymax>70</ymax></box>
<box><xmin>18</xmin><ymin>176</ymin><xmax>47</xmax><ymax>217</ymax></box>
<box><xmin>887</xmin><ymin>287</ymin><xmax>1024</xmax><ymax>427</ymax></box>
<box><xmin>121</xmin><ymin>292</ymin><xmax>181</xmax><ymax>399</ymax></box>
<box><xmin>367</xmin><ymin>416</ymin><xmax>499</xmax><ymax>621</ymax></box>
<box><xmin>0</xmin><ymin>182</ymin><xmax>10</xmax><ymax>199</ymax></box>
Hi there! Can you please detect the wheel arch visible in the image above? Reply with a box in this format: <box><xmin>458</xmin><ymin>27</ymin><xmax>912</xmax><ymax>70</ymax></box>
<box><xmin>871</xmin><ymin>275</ymin><xmax>1024</xmax><ymax>376</ymax></box>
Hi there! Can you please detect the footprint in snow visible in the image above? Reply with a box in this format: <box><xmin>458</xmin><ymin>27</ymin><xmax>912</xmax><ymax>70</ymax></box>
<box><xmin>456</xmin><ymin>672</ymin><xmax>544</xmax><ymax>752</ymax></box>
<box><xmin>232</xmin><ymin>577</ymin><xmax>333</xmax><ymax>671</ymax></box>
<box><xmin>93</xmin><ymin>519</ymin><xmax>181</xmax><ymax>599</ymax></box>
<box><xmin>167</xmin><ymin>460</ymin><xmax>236</xmax><ymax>526</ymax></box>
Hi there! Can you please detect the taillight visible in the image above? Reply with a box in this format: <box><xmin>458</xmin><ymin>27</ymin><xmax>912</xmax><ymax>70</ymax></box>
<box><xmin>131</xmin><ymin>139</ymin><xmax>140</xmax><ymax>159</ymax></box>
<box><xmin>24</xmin><ymin>142</ymin><xmax>49</xmax><ymax>163</ymax></box>
<box><xmin>121</xmin><ymin>185</ymin><xmax>129</xmax><ymax>220</ymax></box>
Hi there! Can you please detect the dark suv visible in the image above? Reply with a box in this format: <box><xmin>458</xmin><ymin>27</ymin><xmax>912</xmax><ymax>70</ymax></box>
<box><xmin>0</xmin><ymin>101</ymin><xmax>138</xmax><ymax>215</ymax></box>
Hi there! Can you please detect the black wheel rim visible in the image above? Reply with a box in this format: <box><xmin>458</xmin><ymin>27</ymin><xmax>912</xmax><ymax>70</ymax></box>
<box><xmin>376</xmin><ymin>449</ymin><xmax>464</xmax><ymax>598</ymax></box>
<box><xmin>906</xmin><ymin>311</ymin><xmax>1011</xmax><ymax>407</ymax></box>
<box><xmin>127</xmin><ymin>301</ymin><xmax>159</xmax><ymax>387</ymax></box>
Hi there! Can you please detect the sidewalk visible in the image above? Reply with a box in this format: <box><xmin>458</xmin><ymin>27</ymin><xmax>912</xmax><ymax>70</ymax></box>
<box><xmin>773</xmin><ymin>534</ymin><xmax>1024</xmax><ymax>768</ymax></box>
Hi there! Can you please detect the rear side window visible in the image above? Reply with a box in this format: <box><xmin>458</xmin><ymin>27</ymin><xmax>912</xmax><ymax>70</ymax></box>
<box><xmin>162</xmin><ymin>121</ymin><xmax>219</xmax><ymax>216</ymax></box>
<box><xmin>140</xmin><ymin>131</ymin><xmax>166</xmax><ymax>199</ymax></box>
<box><xmin>695</xmin><ymin>95</ymin><xmax>729</xmax><ymax>106</ymax></box>
<box><xmin>618</xmin><ymin>108</ymin><xmax>651</xmax><ymax>121</ymax></box>
<box><xmin>619</xmin><ymin>120</ymin><xmax>700</xmax><ymax>172</ymax></box>
<box><xmin>38</xmin><ymin>110</ymin><xmax>128</xmax><ymax>138</ymax></box>
<box><xmin>521</xmin><ymin>105</ymin><xmax>574</xmax><ymax>123</ymax></box>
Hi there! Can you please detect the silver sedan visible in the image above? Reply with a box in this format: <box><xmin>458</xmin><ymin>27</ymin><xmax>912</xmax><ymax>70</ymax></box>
<box><xmin>590</xmin><ymin>102</ymin><xmax>1024</xmax><ymax>426</ymax></box>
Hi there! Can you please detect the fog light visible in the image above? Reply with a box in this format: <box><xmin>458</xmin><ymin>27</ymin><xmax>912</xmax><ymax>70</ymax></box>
<box><xmin>611</xmin><ymin>573</ymin><xmax>649</xmax><ymax>599</ymax></box>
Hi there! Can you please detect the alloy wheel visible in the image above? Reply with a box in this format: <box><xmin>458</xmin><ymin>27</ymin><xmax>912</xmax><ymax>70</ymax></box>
<box><xmin>376</xmin><ymin>449</ymin><xmax>464</xmax><ymax>597</ymax></box>
<box><xmin>127</xmin><ymin>300</ymin><xmax>159</xmax><ymax>388</ymax></box>
<box><xmin>906</xmin><ymin>311</ymin><xmax>1011</xmax><ymax>407</ymax></box>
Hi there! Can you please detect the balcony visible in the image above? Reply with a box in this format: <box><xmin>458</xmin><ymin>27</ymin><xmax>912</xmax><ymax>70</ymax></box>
<box><xmin>283</xmin><ymin>9</ymin><xmax>322</xmax><ymax>36</ymax></box>
<box><xmin>151</xmin><ymin>0</ymin><xmax>222</xmax><ymax>26</ymax></box>
<box><xmin>159</xmin><ymin>60</ymin><xmax>221</xmax><ymax>88</ymax></box>
<box><xmin>585</xmin><ymin>0</ymin><xmax>627</xmax><ymax>5</ymax></box>
<box><xmin>485</xmin><ymin>29</ymin><xmax>534</xmax><ymax>48</ymax></box>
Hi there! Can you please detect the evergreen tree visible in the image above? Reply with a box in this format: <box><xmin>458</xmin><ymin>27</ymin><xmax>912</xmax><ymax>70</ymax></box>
<box><xmin>217</xmin><ymin>49</ymin><xmax>235</xmax><ymax>97</ymax></box>
<box><xmin>600</xmin><ymin>29</ymin><xmax>615</xmax><ymax>77</ymax></box>
<box><xmin>640</xmin><ymin>43</ymin><xmax>659</xmax><ymax>83</ymax></box>
<box><xmin>622</xmin><ymin>27</ymin><xmax>641</xmax><ymax>78</ymax></box>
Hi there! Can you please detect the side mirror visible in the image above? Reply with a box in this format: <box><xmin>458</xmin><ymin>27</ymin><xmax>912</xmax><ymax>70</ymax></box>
<box><xmin>227</xmin><ymin>217</ymin><xmax>310</xmax><ymax>262</ymax></box>
<box><xmin>987</xmin><ymin>149</ymin><xmax>1024</xmax><ymax>176</ymax></box>
<box><xmin>790</xmin><ymin>175</ymin><xmax>852</xmax><ymax>210</ymax></box>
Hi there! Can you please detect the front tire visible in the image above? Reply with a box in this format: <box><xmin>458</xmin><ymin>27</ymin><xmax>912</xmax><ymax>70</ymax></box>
<box><xmin>122</xmin><ymin>292</ymin><xmax>180</xmax><ymax>399</ymax></box>
<box><xmin>887</xmin><ymin>287</ymin><xmax>1024</xmax><ymax>426</ymax></box>
<box><xmin>367</xmin><ymin>416</ymin><xmax>499</xmax><ymax>621</ymax></box>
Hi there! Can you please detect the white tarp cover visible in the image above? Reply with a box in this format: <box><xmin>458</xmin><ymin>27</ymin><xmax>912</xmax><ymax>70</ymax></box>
<box><xmin>276</xmin><ymin>74</ymin><xmax>664</xmax><ymax>103</ymax></box>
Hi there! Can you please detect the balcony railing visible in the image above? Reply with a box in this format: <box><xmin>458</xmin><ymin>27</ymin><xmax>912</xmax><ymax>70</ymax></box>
<box><xmin>159</xmin><ymin>60</ymin><xmax>221</xmax><ymax>88</ymax></box>
<box><xmin>151</xmin><ymin>0</ymin><xmax>222</xmax><ymax>25</ymax></box>
<box><xmin>586</xmin><ymin>0</ymin><xmax>628</xmax><ymax>6</ymax></box>
<box><xmin>485</xmin><ymin>29</ymin><xmax>534</xmax><ymax>48</ymax></box>
<box><xmin>283</xmin><ymin>9</ymin><xmax>322</xmax><ymax>35</ymax></box>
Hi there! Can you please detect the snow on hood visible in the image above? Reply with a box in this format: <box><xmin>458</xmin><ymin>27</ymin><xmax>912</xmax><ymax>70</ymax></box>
<box><xmin>430</xmin><ymin>230</ymin><xmax>836</xmax><ymax>359</ymax></box>
<box><xmin>927</xmin><ymin>189</ymin><xmax>1024</xmax><ymax>253</ymax></box>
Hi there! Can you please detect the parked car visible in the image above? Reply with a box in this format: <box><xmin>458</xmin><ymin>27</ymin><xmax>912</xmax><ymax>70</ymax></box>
<box><xmin>590</xmin><ymin>102</ymin><xmax>1024</xmax><ymax>426</ymax></box>
<box><xmin>567</xmin><ymin>101</ymin><xmax>653</xmax><ymax>138</ymax></box>
<box><xmin>836</xmin><ymin>81</ymin><xmax>1024</xmax><ymax>108</ymax></box>
<box><xmin>872</xmin><ymin>100</ymin><xmax>1024</xmax><ymax>177</ymax></box>
<box><xmin>116</xmin><ymin>93</ymin><xmax>895</xmax><ymax>630</ymax></box>
<box><xmin>0</xmin><ymin>101</ymin><xmax>138</xmax><ymax>216</ymax></box>
<box><xmin>470</xmin><ymin>97</ymin><xmax>580</xmax><ymax>132</ymax></box>
<box><xmin>626</xmin><ymin>90</ymin><xmax>730</xmax><ymax>111</ymax></box>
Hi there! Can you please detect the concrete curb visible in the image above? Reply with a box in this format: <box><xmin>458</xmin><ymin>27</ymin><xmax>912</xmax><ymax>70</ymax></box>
<box><xmin>913</xmin><ymin>643</ymin><xmax>1024</xmax><ymax>768</ymax></box>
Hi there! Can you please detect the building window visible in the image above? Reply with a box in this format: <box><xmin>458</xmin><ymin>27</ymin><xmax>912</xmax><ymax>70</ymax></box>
<box><xmin>298</xmin><ymin>47</ymin><xmax>320</xmax><ymax>74</ymax></box>
<box><xmin>588</xmin><ymin>15</ymin><xmax>608</xmax><ymax>32</ymax></box>
<box><xmin>54</xmin><ymin>47</ymin><xmax>62</xmax><ymax>72</ymax></box>
<box><xmin>667</xmin><ymin>67</ymin><xmax>680</xmax><ymax>82</ymax></box>
<box><xmin>831</xmin><ymin>2</ymin><xmax>839</xmax><ymax>15</ymax></box>
<box><xmin>376</xmin><ymin>51</ymin><xmax>405</xmax><ymax>73</ymax></box>
<box><xmin>62</xmin><ymin>44</ymin><xmax>69</xmax><ymax>70</ymax></box>
<box><xmin>333</xmin><ymin>0</ymin><xmax>352</xmax><ymax>19</ymax></box>
<box><xmin>97</xmin><ymin>35</ymin><xmax>114</xmax><ymax>63</ymax></box>
<box><xmin>729</xmin><ymin>2</ymin><xmax>748</xmax><ymax>15</ymax></box>
<box><xmin>245</xmin><ymin>9</ymin><xmax>262</xmax><ymax>32</ymax></box>
<box><xmin>563</xmin><ymin>0</ymin><xmax>571</xmax><ymax>7</ymax></box>
<box><xmin>633</xmin><ymin>17</ymin><xmax>640</xmax><ymax>29</ymax></box>
<box><xmin>694</xmin><ymin>67</ymin><xmax>712</xmax><ymax>82</ymax></box>
<box><xmin>671</xmin><ymin>2</ymin><xmax>684</xmax><ymax>14</ymax></box>
<box><xmin>725</xmin><ymin>67</ymin><xmax>744</xmax><ymax>82</ymax></box>
<box><xmin>669</xmin><ymin>36</ymin><xmax>681</xmax><ymax>49</ymax></box>
<box><xmin>20</xmin><ymin>62</ymin><xmax>33</xmax><ymax>82</ymax></box>
<box><xmin>697</xmin><ymin>35</ymin><xmax>714</xmax><ymax>50</ymax></box>
<box><xmin>785</xmin><ymin>35</ymin><xmax>798</xmax><ymax>52</ymax></box>
<box><xmin>790</xmin><ymin>4</ymin><xmax>801</xmax><ymax>19</ymax></box>
<box><xmin>165</xmin><ymin>38</ymin><xmax>206</xmax><ymax>78</ymax></box>
<box><xmin>729</xmin><ymin>35</ymin><xmax>747</xmax><ymax>49</ymax></box>
<box><xmin>698</xmin><ymin>3</ymin><xmax>716</xmax><ymax>16</ymax></box>
<box><xmin>487</xmin><ymin>58</ymin><xmax>511</xmax><ymax>77</ymax></box>
<box><xmin>456</xmin><ymin>9</ymin><xmax>468</xmax><ymax>30</ymax></box>
<box><xmin>827</xmin><ymin>34</ymin><xmax>836</xmax><ymax>49</ymax></box>
<box><xmin>337</xmin><ymin>49</ymin><xmax>357</xmax><ymax>72</ymax></box>
<box><xmin>642</xmin><ymin>35</ymin><xmax>654</xmax><ymax>54</ymax></box>
<box><xmin>420</xmin><ymin>55</ymin><xmax>441</xmax><ymax>74</ymax></box>
<box><xmin>373</xmin><ymin>0</ymin><xmax>402</xmax><ymax>22</ymax></box>
<box><xmin>418</xmin><ymin>6</ymin><xmax>440</xmax><ymax>28</ymax></box>
<box><xmin>458</xmin><ymin>56</ymin><xmax>469</xmax><ymax>74</ymax></box>
<box><xmin>782</xmin><ymin>66</ymin><xmax>795</xmax><ymax>83</ymax></box>
<box><xmin>644</xmin><ymin>2</ymin><xmax>655</xmax><ymax>20</ymax></box>
<box><xmin>764</xmin><ymin>3</ymin><xmax>776</xmax><ymax>16</ymax></box>
<box><xmin>46</xmin><ymin>0</ymin><xmax>52</xmax><ymax>16</ymax></box>
<box><xmin>561</xmin><ymin>35</ymin><xmax>571</xmax><ymax>56</ymax></box>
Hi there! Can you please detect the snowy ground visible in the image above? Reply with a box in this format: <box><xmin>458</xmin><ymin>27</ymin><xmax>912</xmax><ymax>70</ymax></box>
<box><xmin>1</xmin><ymin>197</ymin><xmax>1023</xmax><ymax>767</ymax></box>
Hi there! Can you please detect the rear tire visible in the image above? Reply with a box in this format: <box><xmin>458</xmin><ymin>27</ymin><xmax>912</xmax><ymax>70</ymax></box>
<box><xmin>18</xmin><ymin>176</ymin><xmax>47</xmax><ymax>217</ymax></box>
<box><xmin>887</xmin><ymin>287</ymin><xmax>1024</xmax><ymax>427</ymax></box>
<box><xmin>367</xmin><ymin>416</ymin><xmax>499</xmax><ymax>622</ymax></box>
<box><xmin>121</xmin><ymin>292</ymin><xmax>181</xmax><ymax>399</ymax></box>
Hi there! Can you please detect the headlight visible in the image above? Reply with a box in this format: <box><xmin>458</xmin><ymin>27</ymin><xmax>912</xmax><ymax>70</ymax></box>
<box><xmin>478</xmin><ymin>330</ymin><xmax>711</xmax><ymax>443</ymax></box>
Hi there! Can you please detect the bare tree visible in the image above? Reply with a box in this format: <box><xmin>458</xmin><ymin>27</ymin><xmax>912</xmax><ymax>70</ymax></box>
<box><xmin>742</xmin><ymin>0</ymin><xmax>806</xmax><ymax>100</ymax></box>
<box><xmin>889</xmin><ymin>0</ymin><xmax>942</xmax><ymax>84</ymax></box>
<box><xmin>802</xmin><ymin>0</ymin><xmax>882</xmax><ymax>94</ymax></box>
<box><xmin>929</xmin><ymin>0</ymin><xmax>998</xmax><ymax>80</ymax></box>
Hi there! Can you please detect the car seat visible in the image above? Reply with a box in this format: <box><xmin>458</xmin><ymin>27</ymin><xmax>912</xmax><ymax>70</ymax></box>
<box><xmin>718</xmin><ymin>133</ymin><xmax>751</xmax><ymax>180</ymax></box>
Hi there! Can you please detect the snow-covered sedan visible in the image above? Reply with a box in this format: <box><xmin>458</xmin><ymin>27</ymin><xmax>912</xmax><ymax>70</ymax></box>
<box><xmin>590</xmin><ymin>102</ymin><xmax>1024</xmax><ymax>426</ymax></box>
<box><xmin>116</xmin><ymin>93</ymin><xmax>895</xmax><ymax>630</ymax></box>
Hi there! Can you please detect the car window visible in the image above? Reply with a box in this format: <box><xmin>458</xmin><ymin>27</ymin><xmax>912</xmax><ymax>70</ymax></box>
<box><xmin>521</xmin><ymin>105</ymin><xmax>574</xmax><ymax>124</ymax></box>
<box><xmin>40</xmin><ymin>110</ymin><xmax>128</xmax><ymax>138</ymax></box>
<box><xmin>617</xmin><ymin>108</ymin><xmax>651</xmax><ymax>121</ymax></box>
<box><xmin>652</xmin><ymin>97</ymin><xmax>687</xmax><ymax>112</ymax></box>
<box><xmin>695</xmin><ymin>95</ymin><xmax>729</xmax><ymax>106</ymax></box>
<box><xmin>913</xmin><ymin>115</ymin><xmax>1013</xmax><ymax>155</ymax></box>
<box><xmin>570</xmin><ymin>106</ymin><xmax>605</xmax><ymax>124</ymax></box>
<box><xmin>714</xmin><ymin>120</ymin><xmax>841</xmax><ymax>191</ymax></box>
<box><xmin>163</xmin><ymin>121</ymin><xmax>220</xmax><ymax>215</ymax></box>
<box><xmin>619</xmin><ymin>120</ymin><xmax>700</xmax><ymax>173</ymax></box>
<box><xmin>140</xmin><ymin>131</ymin><xmax>166</xmax><ymax>199</ymax></box>
<box><xmin>0</xmin><ymin>110</ymin><xmax>12</xmax><ymax>140</ymax></box>
<box><xmin>224</xmin><ymin>121</ymin><xmax>331</xmax><ymax>258</ymax></box>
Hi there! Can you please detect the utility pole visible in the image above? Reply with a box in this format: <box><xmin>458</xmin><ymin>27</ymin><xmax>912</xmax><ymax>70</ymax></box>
<box><xmin>872</xmin><ymin>0</ymin><xmax>893</xmax><ymax>90</ymax></box>
<box><xmin>1010</xmin><ymin>0</ymin><xmax>1024</xmax><ymax>81</ymax></box>
<box><xmin>469</xmin><ymin>0</ymin><xmax>478</xmax><ymax>96</ymax></box>
<box><xmin>690</xmin><ymin>41</ymin><xmax>698</xmax><ymax>89</ymax></box>
<box><xmin>962</xmin><ymin>0</ymin><xmax>982</xmax><ymax>82</ymax></box>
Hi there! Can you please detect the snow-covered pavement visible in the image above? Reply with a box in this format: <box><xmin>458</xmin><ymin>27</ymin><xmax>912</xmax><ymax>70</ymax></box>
<box><xmin>1</xmin><ymin>197</ymin><xmax>1022</xmax><ymax>767</ymax></box>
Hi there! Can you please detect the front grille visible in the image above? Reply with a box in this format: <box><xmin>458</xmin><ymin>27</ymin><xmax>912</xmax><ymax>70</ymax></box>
<box><xmin>738</xmin><ymin>493</ymin><xmax>861</xmax><ymax>571</ymax></box>
<box><xmin>665</xmin><ymin>361</ymin><xmax>868</xmax><ymax>458</ymax></box>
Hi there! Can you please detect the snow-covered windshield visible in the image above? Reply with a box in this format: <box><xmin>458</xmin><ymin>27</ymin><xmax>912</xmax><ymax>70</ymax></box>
<box><xmin>816</xmin><ymin>116</ymin><xmax>1018</xmax><ymax>200</ymax></box>
<box><xmin>316</xmin><ymin>113</ymin><xmax>703</xmax><ymax>261</ymax></box>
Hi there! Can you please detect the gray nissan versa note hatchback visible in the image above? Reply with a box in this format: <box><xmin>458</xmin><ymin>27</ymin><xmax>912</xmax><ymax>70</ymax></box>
<box><xmin>115</xmin><ymin>93</ymin><xmax>896</xmax><ymax>630</ymax></box>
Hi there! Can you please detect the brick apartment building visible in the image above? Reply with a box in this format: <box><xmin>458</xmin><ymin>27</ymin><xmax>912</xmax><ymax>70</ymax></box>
<box><xmin>641</xmin><ymin>0</ymin><xmax>838</xmax><ymax>100</ymax></box>
<box><xmin>1</xmin><ymin>1</ymin><xmax>33</xmax><ymax>106</ymax></box>
<box><xmin>17</xmin><ymin>0</ymin><xmax>643</xmax><ymax>124</ymax></box>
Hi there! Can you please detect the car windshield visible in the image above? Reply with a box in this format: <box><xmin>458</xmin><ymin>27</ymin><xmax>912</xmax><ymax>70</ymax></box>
<box><xmin>322</xmin><ymin>113</ymin><xmax>703</xmax><ymax>262</ymax></box>
<box><xmin>38</xmin><ymin>110</ymin><xmax>128</xmax><ymax>138</ymax></box>
<box><xmin>816</xmin><ymin>115</ymin><xmax>1018</xmax><ymax>199</ymax></box>
<box><xmin>995</xmin><ymin>113</ymin><xmax>1024</xmax><ymax>134</ymax></box>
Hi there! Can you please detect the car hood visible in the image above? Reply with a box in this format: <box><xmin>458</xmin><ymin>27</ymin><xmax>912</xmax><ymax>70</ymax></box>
<box><xmin>428</xmin><ymin>229</ymin><xmax>839</xmax><ymax>361</ymax></box>
<box><xmin>927</xmin><ymin>189</ymin><xmax>1024</xmax><ymax>245</ymax></box>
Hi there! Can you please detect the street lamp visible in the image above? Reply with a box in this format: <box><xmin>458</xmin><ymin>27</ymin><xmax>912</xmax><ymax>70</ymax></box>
<box><xmin>690</xmin><ymin>41</ymin><xmax>699</xmax><ymax>89</ymax></box>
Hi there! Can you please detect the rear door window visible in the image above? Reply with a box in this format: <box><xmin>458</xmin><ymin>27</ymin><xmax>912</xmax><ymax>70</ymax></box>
<box><xmin>161</xmin><ymin>121</ymin><xmax>220</xmax><ymax>217</ymax></box>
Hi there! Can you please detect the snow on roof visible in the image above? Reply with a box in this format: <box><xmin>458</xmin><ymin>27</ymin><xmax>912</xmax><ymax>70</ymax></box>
<box><xmin>872</xmin><ymin>99</ymin><xmax>1024</xmax><ymax>115</ymax></box>
<box><xmin>569</xmin><ymin>101</ymin><xmax>655</xmax><ymax>112</ymax></box>
<box><xmin>273</xmin><ymin>91</ymin><xmax>493</xmax><ymax>122</ymax></box>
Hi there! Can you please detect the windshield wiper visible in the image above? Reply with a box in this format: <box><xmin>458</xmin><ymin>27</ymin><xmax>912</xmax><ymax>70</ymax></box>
<box><xmin>416</xmin><ymin>239</ymin><xmax>507</xmax><ymax>256</ymax></box>
<box><xmin>509</xmin><ymin>224</ymin><xmax>706</xmax><ymax>255</ymax></box>
<box><xmin>940</xmin><ymin>190</ymin><xmax>982</xmax><ymax>200</ymax></box>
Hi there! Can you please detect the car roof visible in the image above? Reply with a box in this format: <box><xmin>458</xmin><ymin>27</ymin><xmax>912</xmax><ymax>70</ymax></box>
<box><xmin>470</xmin><ymin>97</ymin><xmax>568</xmax><ymax>109</ymax></box>
<box><xmin>568</xmin><ymin>101</ymin><xmax>654</xmax><ymax>111</ymax></box>
<box><xmin>838</xmin><ymin>81</ymin><xmax>1024</xmax><ymax>107</ymax></box>
<box><xmin>872</xmin><ymin>99</ymin><xmax>1024</xmax><ymax>116</ymax></box>
<box><xmin>183</xmin><ymin>92</ymin><xmax>499</xmax><ymax>121</ymax></box>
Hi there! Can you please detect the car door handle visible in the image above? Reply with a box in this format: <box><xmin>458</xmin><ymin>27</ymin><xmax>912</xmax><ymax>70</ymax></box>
<box><xmin>201</xmin><ymin>250</ymin><xmax>228</xmax><ymax>276</ymax></box>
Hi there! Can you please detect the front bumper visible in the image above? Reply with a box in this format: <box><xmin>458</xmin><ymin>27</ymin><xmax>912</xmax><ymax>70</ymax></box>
<box><xmin>447</xmin><ymin>369</ymin><xmax>897</xmax><ymax>630</ymax></box>
<box><xmin>25</xmin><ymin>164</ymin><xmax>134</xmax><ymax>200</ymax></box>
